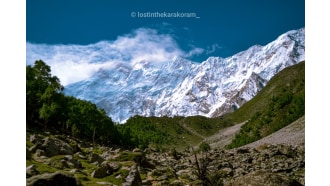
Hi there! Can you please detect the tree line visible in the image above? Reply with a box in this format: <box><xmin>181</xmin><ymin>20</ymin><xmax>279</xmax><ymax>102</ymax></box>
<box><xmin>27</xmin><ymin>60</ymin><xmax>181</xmax><ymax>148</ymax></box>
<box><xmin>27</xmin><ymin>60</ymin><xmax>121</xmax><ymax>145</ymax></box>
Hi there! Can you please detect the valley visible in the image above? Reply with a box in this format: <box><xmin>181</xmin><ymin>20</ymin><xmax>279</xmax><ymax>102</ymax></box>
<box><xmin>26</xmin><ymin>28</ymin><xmax>305</xmax><ymax>185</ymax></box>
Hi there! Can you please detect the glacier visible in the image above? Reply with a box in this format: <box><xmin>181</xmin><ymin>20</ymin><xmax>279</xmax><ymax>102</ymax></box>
<box><xmin>64</xmin><ymin>28</ymin><xmax>305</xmax><ymax>123</ymax></box>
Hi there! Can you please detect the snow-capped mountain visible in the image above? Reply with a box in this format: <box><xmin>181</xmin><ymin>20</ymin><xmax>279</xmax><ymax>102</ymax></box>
<box><xmin>64</xmin><ymin>28</ymin><xmax>305</xmax><ymax>123</ymax></box>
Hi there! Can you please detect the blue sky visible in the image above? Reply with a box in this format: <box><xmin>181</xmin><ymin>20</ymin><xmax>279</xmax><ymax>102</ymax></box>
<box><xmin>27</xmin><ymin>0</ymin><xmax>304</xmax><ymax>60</ymax></box>
<box><xmin>26</xmin><ymin>0</ymin><xmax>305</xmax><ymax>85</ymax></box>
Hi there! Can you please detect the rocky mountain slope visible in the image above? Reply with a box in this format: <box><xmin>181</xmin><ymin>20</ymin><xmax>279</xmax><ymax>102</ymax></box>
<box><xmin>64</xmin><ymin>28</ymin><xmax>305</xmax><ymax>123</ymax></box>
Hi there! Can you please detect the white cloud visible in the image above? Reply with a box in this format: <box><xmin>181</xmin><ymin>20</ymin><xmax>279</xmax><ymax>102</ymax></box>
<box><xmin>27</xmin><ymin>28</ymin><xmax>206</xmax><ymax>86</ymax></box>
<box><xmin>206</xmin><ymin>44</ymin><xmax>222</xmax><ymax>55</ymax></box>
<box><xmin>184</xmin><ymin>47</ymin><xmax>204</xmax><ymax>58</ymax></box>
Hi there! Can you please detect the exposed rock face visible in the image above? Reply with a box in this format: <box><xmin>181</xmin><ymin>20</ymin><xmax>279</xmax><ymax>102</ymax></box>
<box><xmin>26</xmin><ymin>171</ymin><xmax>81</xmax><ymax>186</ymax></box>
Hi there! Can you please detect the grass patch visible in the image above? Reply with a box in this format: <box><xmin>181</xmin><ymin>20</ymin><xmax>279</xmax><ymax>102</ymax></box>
<box><xmin>27</xmin><ymin>159</ymin><xmax>60</xmax><ymax>174</ymax></box>
<box><xmin>26</xmin><ymin>141</ymin><xmax>34</xmax><ymax>148</ymax></box>
<box><xmin>77</xmin><ymin>168</ymin><xmax>130</xmax><ymax>186</ymax></box>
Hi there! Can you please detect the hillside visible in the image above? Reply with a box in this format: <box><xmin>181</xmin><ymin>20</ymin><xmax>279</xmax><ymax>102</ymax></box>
<box><xmin>226</xmin><ymin>61</ymin><xmax>304</xmax><ymax>148</ymax></box>
<box><xmin>201</xmin><ymin>115</ymin><xmax>304</xmax><ymax>150</ymax></box>
<box><xmin>243</xmin><ymin>115</ymin><xmax>305</xmax><ymax>148</ymax></box>
<box><xmin>227</xmin><ymin>61</ymin><xmax>305</xmax><ymax>123</ymax></box>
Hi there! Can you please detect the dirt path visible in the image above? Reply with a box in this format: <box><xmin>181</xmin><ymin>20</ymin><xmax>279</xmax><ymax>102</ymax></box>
<box><xmin>201</xmin><ymin>121</ymin><xmax>247</xmax><ymax>149</ymax></box>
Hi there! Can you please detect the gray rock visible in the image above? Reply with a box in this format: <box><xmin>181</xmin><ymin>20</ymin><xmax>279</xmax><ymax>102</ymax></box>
<box><xmin>220</xmin><ymin>167</ymin><xmax>234</xmax><ymax>177</ymax></box>
<box><xmin>49</xmin><ymin>158</ymin><xmax>70</xmax><ymax>169</ymax></box>
<box><xmin>278</xmin><ymin>144</ymin><xmax>295</xmax><ymax>157</ymax></box>
<box><xmin>89</xmin><ymin>152</ymin><xmax>105</xmax><ymax>164</ymax></box>
<box><xmin>26</xmin><ymin>171</ymin><xmax>82</xmax><ymax>186</ymax></box>
<box><xmin>26</xmin><ymin>164</ymin><xmax>39</xmax><ymax>178</ymax></box>
<box><xmin>75</xmin><ymin>152</ymin><xmax>86</xmax><ymax>159</ymax></box>
<box><xmin>29</xmin><ymin>134</ymin><xmax>43</xmax><ymax>144</ymax></box>
<box><xmin>42</xmin><ymin>137</ymin><xmax>73</xmax><ymax>157</ymax></box>
<box><xmin>96</xmin><ymin>181</ymin><xmax>114</xmax><ymax>185</ymax></box>
<box><xmin>133</xmin><ymin>148</ymin><xmax>141</xmax><ymax>152</ymax></box>
<box><xmin>226</xmin><ymin>170</ymin><xmax>303</xmax><ymax>186</ymax></box>
<box><xmin>101</xmin><ymin>150</ymin><xmax>114</xmax><ymax>160</ymax></box>
<box><xmin>29</xmin><ymin>143</ymin><xmax>42</xmax><ymax>154</ymax></box>
<box><xmin>123</xmin><ymin>165</ymin><xmax>142</xmax><ymax>186</ymax></box>
<box><xmin>35</xmin><ymin>149</ymin><xmax>46</xmax><ymax>157</ymax></box>
<box><xmin>91</xmin><ymin>166</ymin><xmax>109</xmax><ymax>178</ymax></box>
<box><xmin>101</xmin><ymin>161</ymin><xmax>121</xmax><ymax>174</ymax></box>
<box><xmin>65</xmin><ymin>155</ymin><xmax>82</xmax><ymax>169</ymax></box>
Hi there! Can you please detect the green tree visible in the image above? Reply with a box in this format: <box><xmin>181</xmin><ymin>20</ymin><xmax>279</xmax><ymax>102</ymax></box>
<box><xmin>26</xmin><ymin>60</ymin><xmax>64</xmax><ymax>128</ymax></box>
<box><xmin>26</xmin><ymin>60</ymin><xmax>121</xmax><ymax>146</ymax></box>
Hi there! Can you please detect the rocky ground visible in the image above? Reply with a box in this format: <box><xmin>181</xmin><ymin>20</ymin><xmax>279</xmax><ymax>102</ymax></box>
<box><xmin>26</xmin><ymin>116</ymin><xmax>305</xmax><ymax>186</ymax></box>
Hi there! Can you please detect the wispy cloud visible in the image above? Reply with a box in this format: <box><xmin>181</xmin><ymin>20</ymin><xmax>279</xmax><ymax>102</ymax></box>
<box><xmin>26</xmin><ymin>28</ymin><xmax>204</xmax><ymax>86</ymax></box>
<box><xmin>183</xmin><ymin>47</ymin><xmax>204</xmax><ymax>58</ymax></box>
<box><xmin>206</xmin><ymin>44</ymin><xmax>222</xmax><ymax>55</ymax></box>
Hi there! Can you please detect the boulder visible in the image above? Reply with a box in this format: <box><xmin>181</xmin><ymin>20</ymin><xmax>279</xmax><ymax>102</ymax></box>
<box><xmin>101</xmin><ymin>161</ymin><xmax>121</xmax><ymax>174</ymax></box>
<box><xmin>278</xmin><ymin>144</ymin><xmax>295</xmax><ymax>158</ymax></box>
<box><xmin>29</xmin><ymin>134</ymin><xmax>43</xmax><ymax>144</ymax></box>
<box><xmin>26</xmin><ymin>164</ymin><xmax>39</xmax><ymax>178</ymax></box>
<box><xmin>123</xmin><ymin>165</ymin><xmax>142</xmax><ymax>186</ymax></box>
<box><xmin>91</xmin><ymin>166</ymin><xmax>108</xmax><ymax>178</ymax></box>
<box><xmin>49</xmin><ymin>157</ymin><xmax>70</xmax><ymax>169</ymax></box>
<box><xmin>35</xmin><ymin>149</ymin><xmax>46</xmax><ymax>157</ymax></box>
<box><xmin>65</xmin><ymin>155</ymin><xmax>82</xmax><ymax>169</ymax></box>
<box><xmin>42</xmin><ymin>137</ymin><xmax>73</xmax><ymax>157</ymax></box>
<box><xmin>101</xmin><ymin>150</ymin><xmax>114</xmax><ymax>160</ymax></box>
<box><xmin>133</xmin><ymin>148</ymin><xmax>141</xmax><ymax>152</ymax></box>
<box><xmin>26</xmin><ymin>171</ymin><xmax>82</xmax><ymax>186</ymax></box>
<box><xmin>89</xmin><ymin>152</ymin><xmax>105</xmax><ymax>164</ymax></box>
<box><xmin>29</xmin><ymin>143</ymin><xmax>42</xmax><ymax>154</ymax></box>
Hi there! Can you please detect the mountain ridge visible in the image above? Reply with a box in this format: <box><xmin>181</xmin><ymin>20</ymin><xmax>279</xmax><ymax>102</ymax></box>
<box><xmin>64</xmin><ymin>28</ymin><xmax>305</xmax><ymax>123</ymax></box>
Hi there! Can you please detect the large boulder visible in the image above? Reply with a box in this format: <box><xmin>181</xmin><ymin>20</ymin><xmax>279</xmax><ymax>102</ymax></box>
<box><xmin>91</xmin><ymin>166</ymin><xmax>108</xmax><ymax>178</ymax></box>
<box><xmin>42</xmin><ymin>137</ymin><xmax>73</xmax><ymax>157</ymax></box>
<box><xmin>26</xmin><ymin>171</ymin><xmax>82</xmax><ymax>186</ymax></box>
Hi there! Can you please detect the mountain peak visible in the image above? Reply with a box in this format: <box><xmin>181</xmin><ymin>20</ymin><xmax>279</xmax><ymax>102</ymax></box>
<box><xmin>64</xmin><ymin>28</ymin><xmax>305</xmax><ymax>123</ymax></box>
